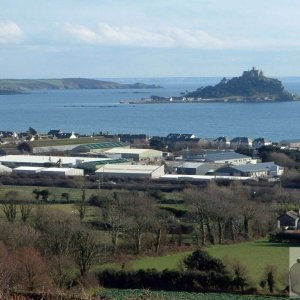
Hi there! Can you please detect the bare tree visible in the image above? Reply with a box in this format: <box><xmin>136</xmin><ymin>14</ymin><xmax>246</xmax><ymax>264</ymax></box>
<box><xmin>71</xmin><ymin>229</ymin><xmax>97</xmax><ymax>277</ymax></box>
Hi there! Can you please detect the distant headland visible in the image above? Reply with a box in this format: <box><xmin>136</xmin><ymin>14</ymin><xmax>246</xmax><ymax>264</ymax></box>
<box><xmin>122</xmin><ymin>68</ymin><xmax>300</xmax><ymax>104</ymax></box>
<box><xmin>0</xmin><ymin>78</ymin><xmax>162</xmax><ymax>95</ymax></box>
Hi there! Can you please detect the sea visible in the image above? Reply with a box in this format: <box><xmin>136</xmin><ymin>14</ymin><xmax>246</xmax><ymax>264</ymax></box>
<box><xmin>1</xmin><ymin>77</ymin><xmax>300</xmax><ymax>142</ymax></box>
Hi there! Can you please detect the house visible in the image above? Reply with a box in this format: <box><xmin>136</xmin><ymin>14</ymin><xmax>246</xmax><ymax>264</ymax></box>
<box><xmin>0</xmin><ymin>131</ymin><xmax>18</xmax><ymax>138</ymax></box>
<box><xmin>230</xmin><ymin>137</ymin><xmax>253</xmax><ymax>147</ymax></box>
<box><xmin>95</xmin><ymin>164</ymin><xmax>165</xmax><ymax>179</ymax></box>
<box><xmin>214</xmin><ymin>162</ymin><xmax>283</xmax><ymax>178</ymax></box>
<box><xmin>56</xmin><ymin>132</ymin><xmax>78</xmax><ymax>139</ymax></box>
<box><xmin>214</xmin><ymin>136</ymin><xmax>230</xmax><ymax>146</ymax></box>
<box><xmin>279</xmin><ymin>139</ymin><xmax>300</xmax><ymax>149</ymax></box>
<box><xmin>253</xmin><ymin>137</ymin><xmax>272</xmax><ymax>148</ymax></box>
<box><xmin>188</xmin><ymin>151</ymin><xmax>253</xmax><ymax>165</ymax></box>
<box><xmin>166</xmin><ymin>133</ymin><xmax>197</xmax><ymax>143</ymax></box>
<box><xmin>47</xmin><ymin>129</ymin><xmax>62</xmax><ymax>138</ymax></box>
<box><xmin>118</xmin><ymin>134</ymin><xmax>149</xmax><ymax>144</ymax></box>
<box><xmin>277</xmin><ymin>210</ymin><xmax>300</xmax><ymax>229</ymax></box>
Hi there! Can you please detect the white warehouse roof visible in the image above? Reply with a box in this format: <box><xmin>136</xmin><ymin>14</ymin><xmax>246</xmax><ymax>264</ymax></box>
<box><xmin>0</xmin><ymin>155</ymin><xmax>110</xmax><ymax>166</ymax></box>
<box><xmin>105</xmin><ymin>148</ymin><xmax>161</xmax><ymax>155</ymax></box>
<box><xmin>13</xmin><ymin>166</ymin><xmax>44</xmax><ymax>172</ymax></box>
<box><xmin>96</xmin><ymin>164</ymin><xmax>163</xmax><ymax>174</ymax></box>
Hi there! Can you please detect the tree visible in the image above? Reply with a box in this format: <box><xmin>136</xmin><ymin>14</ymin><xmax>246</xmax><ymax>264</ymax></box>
<box><xmin>184</xmin><ymin>250</ymin><xmax>227</xmax><ymax>274</ymax></box>
<box><xmin>74</xmin><ymin>188</ymin><xmax>87</xmax><ymax>222</ymax></box>
<box><xmin>61</xmin><ymin>192</ymin><xmax>69</xmax><ymax>201</ymax></box>
<box><xmin>28</xmin><ymin>127</ymin><xmax>37</xmax><ymax>135</ymax></box>
<box><xmin>40</xmin><ymin>189</ymin><xmax>50</xmax><ymax>202</ymax></box>
<box><xmin>102</xmin><ymin>193</ymin><xmax>128</xmax><ymax>255</ymax></box>
<box><xmin>17</xmin><ymin>142</ymin><xmax>32</xmax><ymax>153</ymax></box>
<box><xmin>16</xmin><ymin>247</ymin><xmax>52</xmax><ymax>291</ymax></box>
<box><xmin>71</xmin><ymin>229</ymin><xmax>97</xmax><ymax>277</ymax></box>
<box><xmin>33</xmin><ymin>189</ymin><xmax>41</xmax><ymax>200</ymax></box>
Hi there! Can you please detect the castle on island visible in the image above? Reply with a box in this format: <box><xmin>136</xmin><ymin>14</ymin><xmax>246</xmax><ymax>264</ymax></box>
<box><xmin>242</xmin><ymin>67</ymin><xmax>264</xmax><ymax>79</ymax></box>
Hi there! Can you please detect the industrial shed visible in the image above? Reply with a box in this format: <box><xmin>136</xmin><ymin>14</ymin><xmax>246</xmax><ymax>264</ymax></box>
<box><xmin>177</xmin><ymin>162</ymin><xmax>222</xmax><ymax>175</ymax></box>
<box><xmin>95</xmin><ymin>164</ymin><xmax>165</xmax><ymax>179</ymax></box>
<box><xmin>71</xmin><ymin>142</ymin><xmax>127</xmax><ymax>154</ymax></box>
<box><xmin>105</xmin><ymin>148</ymin><xmax>163</xmax><ymax>162</ymax></box>
<box><xmin>12</xmin><ymin>166</ymin><xmax>44</xmax><ymax>175</ymax></box>
<box><xmin>0</xmin><ymin>164</ymin><xmax>12</xmax><ymax>174</ymax></box>
<box><xmin>214</xmin><ymin>162</ymin><xmax>283</xmax><ymax>178</ymax></box>
<box><xmin>0</xmin><ymin>155</ymin><xmax>110</xmax><ymax>168</ymax></box>
<box><xmin>78</xmin><ymin>158</ymin><xmax>129</xmax><ymax>173</ymax></box>
<box><xmin>40</xmin><ymin>168</ymin><xmax>84</xmax><ymax>177</ymax></box>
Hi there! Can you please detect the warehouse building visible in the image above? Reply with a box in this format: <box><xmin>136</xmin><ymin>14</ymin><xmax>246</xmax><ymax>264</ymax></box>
<box><xmin>77</xmin><ymin>158</ymin><xmax>129</xmax><ymax>173</ymax></box>
<box><xmin>40</xmin><ymin>167</ymin><xmax>84</xmax><ymax>177</ymax></box>
<box><xmin>0</xmin><ymin>155</ymin><xmax>110</xmax><ymax>168</ymax></box>
<box><xmin>95</xmin><ymin>164</ymin><xmax>165</xmax><ymax>179</ymax></box>
<box><xmin>12</xmin><ymin>166</ymin><xmax>44</xmax><ymax>175</ymax></box>
<box><xmin>71</xmin><ymin>142</ymin><xmax>127</xmax><ymax>155</ymax></box>
<box><xmin>214</xmin><ymin>162</ymin><xmax>283</xmax><ymax>178</ymax></box>
<box><xmin>188</xmin><ymin>151</ymin><xmax>254</xmax><ymax>165</ymax></box>
<box><xmin>104</xmin><ymin>148</ymin><xmax>163</xmax><ymax>162</ymax></box>
<box><xmin>0</xmin><ymin>164</ymin><xmax>12</xmax><ymax>174</ymax></box>
<box><xmin>177</xmin><ymin>162</ymin><xmax>222</xmax><ymax>175</ymax></box>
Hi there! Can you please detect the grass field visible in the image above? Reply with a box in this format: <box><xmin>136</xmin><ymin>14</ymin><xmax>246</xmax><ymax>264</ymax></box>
<box><xmin>0</xmin><ymin>185</ymin><xmax>102</xmax><ymax>202</ymax></box>
<box><xmin>114</xmin><ymin>239</ymin><xmax>290</xmax><ymax>284</ymax></box>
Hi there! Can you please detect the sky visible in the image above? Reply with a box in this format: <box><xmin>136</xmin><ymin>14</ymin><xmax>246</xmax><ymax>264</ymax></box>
<box><xmin>1</xmin><ymin>0</ymin><xmax>300</xmax><ymax>78</ymax></box>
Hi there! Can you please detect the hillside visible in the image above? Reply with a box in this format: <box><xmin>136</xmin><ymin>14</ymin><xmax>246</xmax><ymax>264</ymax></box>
<box><xmin>186</xmin><ymin>68</ymin><xmax>299</xmax><ymax>102</ymax></box>
<box><xmin>0</xmin><ymin>78</ymin><xmax>161</xmax><ymax>94</ymax></box>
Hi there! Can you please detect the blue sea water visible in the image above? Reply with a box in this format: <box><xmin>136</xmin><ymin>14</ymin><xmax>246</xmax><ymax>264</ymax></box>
<box><xmin>1</xmin><ymin>77</ymin><xmax>300</xmax><ymax>142</ymax></box>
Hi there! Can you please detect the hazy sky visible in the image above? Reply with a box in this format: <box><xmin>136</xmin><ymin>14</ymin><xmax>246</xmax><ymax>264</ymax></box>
<box><xmin>1</xmin><ymin>0</ymin><xmax>300</xmax><ymax>78</ymax></box>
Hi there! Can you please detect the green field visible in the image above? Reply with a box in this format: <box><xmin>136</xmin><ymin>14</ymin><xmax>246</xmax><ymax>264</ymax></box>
<box><xmin>113</xmin><ymin>239</ymin><xmax>290</xmax><ymax>284</ymax></box>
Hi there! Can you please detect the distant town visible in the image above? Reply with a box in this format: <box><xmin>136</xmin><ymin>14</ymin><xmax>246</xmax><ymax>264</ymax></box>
<box><xmin>1</xmin><ymin>127</ymin><xmax>299</xmax><ymax>184</ymax></box>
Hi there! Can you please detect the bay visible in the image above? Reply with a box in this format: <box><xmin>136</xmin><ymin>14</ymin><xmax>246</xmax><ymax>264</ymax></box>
<box><xmin>0</xmin><ymin>77</ymin><xmax>300</xmax><ymax>142</ymax></box>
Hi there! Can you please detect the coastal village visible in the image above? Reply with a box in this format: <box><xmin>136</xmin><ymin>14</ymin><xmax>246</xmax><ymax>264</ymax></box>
<box><xmin>0</xmin><ymin>128</ymin><xmax>293</xmax><ymax>181</ymax></box>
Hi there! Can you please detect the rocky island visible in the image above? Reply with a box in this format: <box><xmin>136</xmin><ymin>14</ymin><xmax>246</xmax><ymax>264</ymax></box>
<box><xmin>0</xmin><ymin>78</ymin><xmax>161</xmax><ymax>95</ymax></box>
<box><xmin>122</xmin><ymin>68</ymin><xmax>299</xmax><ymax>104</ymax></box>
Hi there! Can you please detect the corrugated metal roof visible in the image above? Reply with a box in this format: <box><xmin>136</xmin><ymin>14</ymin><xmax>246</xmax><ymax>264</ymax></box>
<box><xmin>203</xmin><ymin>152</ymin><xmax>251</xmax><ymax>161</ymax></box>
<box><xmin>230</xmin><ymin>162</ymin><xmax>278</xmax><ymax>172</ymax></box>
<box><xmin>96</xmin><ymin>164</ymin><xmax>163</xmax><ymax>174</ymax></box>
<box><xmin>83</xmin><ymin>142</ymin><xmax>126</xmax><ymax>150</ymax></box>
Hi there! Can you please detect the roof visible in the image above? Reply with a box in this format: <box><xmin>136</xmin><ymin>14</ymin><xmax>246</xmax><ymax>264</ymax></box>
<box><xmin>41</xmin><ymin>167</ymin><xmax>78</xmax><ymax>172</ymax></box>
<box><xmin>0</xmin><ymin>164</ymin><xmax>12</xmax><ymax>173</ymax></box>
<box><xmin>80</xmin><ymin>141</ymin><xmax>126</xmax><ymax>150</ymax></box>
<box><xmin>77</xmin><ymin>158</ymin><xmax>129</xmax><ymax>170</ymax></box>
<box><xmin>278</xmin><ymin>210</ymin><xmax>299</xmax><ymax>220</ymax></box>
<box><xmin>0</xmin><ymin>155</ymin><xmax>111</xmax><ymax>165</ymax></box>
<box><xmin>96</xmin><ymin>164</ymin><xmax>162</xmax><ymax>174</ymax></box>
<box><xmin>178</xmin><ymin>162</ymin><xmax>204</xmax><ymax>169</ymax></box>
<box><xmin>280</xmin><ymin>139</ymin><xmax>300</xmax><ymax>144</ymax></box>
<box><xmin>190</xmin><ymin>151</ymin><xmax>251</xmax><ymax>162</ymax></box>
<box><xmin>13</xmin><ymin>166</ymin><xmax>44</xmax><ymax>171</ymax></box>
<box><xmin>226</xmin><ymin>162</ymin><xmax>278</xmax><ymax>173</ymax></box>
<box><xmin>105</xmin><ymin>148</ymin><xmax>162</xmax><ymax>155</ymax></box>
<box><xmin>230</xmin><ymin>137</ymin><xmax>252</xmax><ymax>143</ymax></box>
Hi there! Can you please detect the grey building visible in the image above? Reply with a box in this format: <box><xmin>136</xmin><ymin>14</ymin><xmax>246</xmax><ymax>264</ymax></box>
<box><xmin>188</xmin><ymin>151</ymin><xmax>253</xmax><ymax>165</ymax></box>
<box><xmin>215</xmin><ymin>162</ymin><xmax>283</xmax><ymax>178</ymax></box>
<box><xmin>177</xmin><ymin>162</ymin><xmax>221</xmax><ymax>175</ymax></box>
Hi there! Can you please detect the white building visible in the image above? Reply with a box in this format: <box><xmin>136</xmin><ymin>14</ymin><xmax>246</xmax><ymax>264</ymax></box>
<box><xmin>95</xmin><ymin>164</ymin><xmax>165</xmax><ymax>179</ymax></box>
<box><xmin>105</xmin><ymin>148</ymin><xmax>163</xmax><ymax>162</ymax></box>
<box><xmin>40</xmin><ymin>167</ymin><xmax>84</xmax><ymax>177</ymax></box>
<box><xmin>0</xmin><ymin>155</ymin><xmax>111</xmax><ymax>168</ymax></box>
<box><xmin>12</xmin><ymin>166</ymin><xmax>44</xmax><ymax>175</ymax></box>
